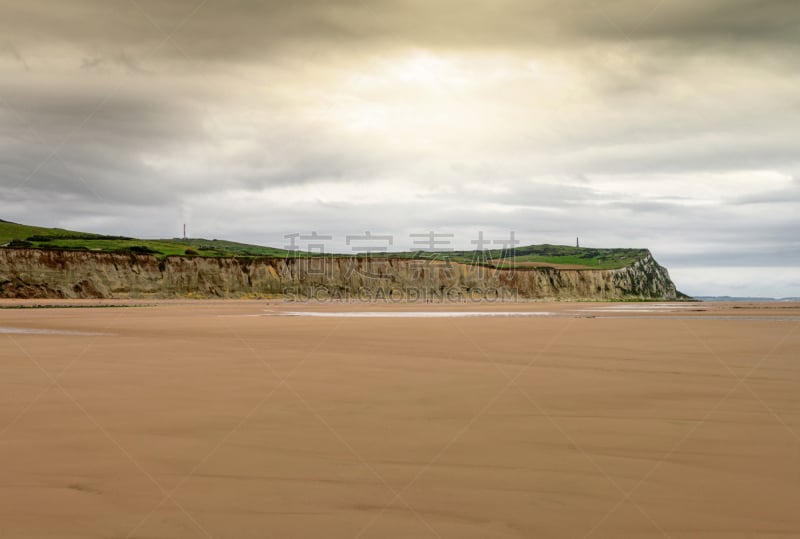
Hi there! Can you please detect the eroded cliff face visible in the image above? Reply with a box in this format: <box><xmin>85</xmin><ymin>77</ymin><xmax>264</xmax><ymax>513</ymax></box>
<box><xmin>0</xmin><ymin>248</ymin><xmax>678</xmax><ymax>300</ymax></box>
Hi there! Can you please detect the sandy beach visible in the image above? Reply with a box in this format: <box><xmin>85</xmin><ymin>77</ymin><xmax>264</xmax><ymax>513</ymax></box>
<box><xmin>1</xmin><ymin>300</ymin><xmax>798</xmax><ymax>538</ymax></box>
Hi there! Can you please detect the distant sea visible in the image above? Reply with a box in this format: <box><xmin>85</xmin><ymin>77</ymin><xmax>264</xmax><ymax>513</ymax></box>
<box><xmin>695</xmin><ymin>296</ymin><xmax>800</xmax><ymax>302</ymax></box>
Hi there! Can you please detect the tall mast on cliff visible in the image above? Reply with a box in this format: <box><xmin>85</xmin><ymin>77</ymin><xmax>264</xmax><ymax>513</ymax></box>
<box><xmin>576</xmin><ymin>237</ymin><xmax>579</xmax><ymax>248</ymax></box>
<box><xmin>183</xmin><ymin>224</ymin><xmax>186</xmax><ymax>240</ymax></box>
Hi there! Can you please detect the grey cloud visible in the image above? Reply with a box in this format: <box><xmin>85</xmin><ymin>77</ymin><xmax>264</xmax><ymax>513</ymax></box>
<box><xmin>579</xmin><ymin>0</ymin><xmax>800</xmax><ymax>45</ymax></box>
<box><xmin>0</xmin><ymin>86</ymin><xmax>205</xmax><ymax>203</ymax></box>
<box><xmin>80</xmin><ymin>53</ymin><xmax>151</xmax><ymax>75</ymax></box>
<box><xmin>730</xmin><ymin>178</ymin><xmax>800</xmax><ymax>205</ymax></box>
<box><xmin>0</xmin><ymin>41</ymin><xmax>29</xmax><ymax>69</ymax></box>
<box><xmin>3</xmin><ymin>1</ymin><xmax>798</xmax><ymax>61</ymax></box>
<box><xmin>664</xmin><ymin>246</ymin><xmax>800</xmax><ymax>268</ymax></box>
<box><xmin>551</xmin><ymin>135</ymin><xmax>800</xmax><ymax>176</ymax></box>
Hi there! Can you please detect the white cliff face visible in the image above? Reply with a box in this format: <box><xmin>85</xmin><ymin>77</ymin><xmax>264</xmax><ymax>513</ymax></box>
<box><xmin>0</xmin><ymin>248</ymin><xmax>678</xmax><ymax>300</ymax></box>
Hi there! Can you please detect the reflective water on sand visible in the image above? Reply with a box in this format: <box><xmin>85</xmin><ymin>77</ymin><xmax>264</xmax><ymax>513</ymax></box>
<box><xmin>268</xmin><ymin>311</ymin><xmax>556</xmax><ymax>318</ymax></box>
<box><xmin>0</xmin><ymin>327</ymin><xmax>111</xmax><ymax>335</ymax></box>
<box><xmin>602</xmin><ymin>315</ymin><xmax>800</xmax><ymax>321</ymax></box>
<box><xmin>578</xmin><ymin>303</ymin><xmax>706</xmax><ymax>313</ymax></box>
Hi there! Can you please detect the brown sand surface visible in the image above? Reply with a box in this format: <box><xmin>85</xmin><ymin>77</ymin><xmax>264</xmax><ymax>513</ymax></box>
<box><xmin>1</xmin><ymin>301</ymin><xmax>799</xmax><ymax>538</ymax></box>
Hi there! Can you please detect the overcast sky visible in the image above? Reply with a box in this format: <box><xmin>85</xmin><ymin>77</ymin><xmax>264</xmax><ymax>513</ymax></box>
<box><xmin>1</xmin><ymin>0</ymin><xmax>798</xmax><ymax>296</ymax></box>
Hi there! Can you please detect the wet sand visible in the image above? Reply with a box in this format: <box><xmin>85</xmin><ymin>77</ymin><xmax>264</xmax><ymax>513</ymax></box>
<box><xmin>1</xmin><ymin>301</ymin><xmax>798</xmax><ymax>538</ymax></box>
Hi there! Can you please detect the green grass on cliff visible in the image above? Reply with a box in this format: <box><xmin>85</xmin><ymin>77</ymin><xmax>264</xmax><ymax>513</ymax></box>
<box><xmin>0</xmin><ymin>220</ymin><xmax>104</xmax><ymax>242</ymax></box>
<box><xmin>0</xmin><ymin>219</ymin><xmax>296</xmax><ymax>258</ymax></box>
<box><xmin>376</xmin><ymin>245</ymin><xmax>648</xmax><ymax>270</ymax></box>
<box><xmin>0</xmin><ymin>219</ymin><xmax>649</xmax><ymax>269</ymax></box>
<box><xmin>494</xmin><ymin>245</ymin><xmax>647</xmax><ymax>270</ymax></box>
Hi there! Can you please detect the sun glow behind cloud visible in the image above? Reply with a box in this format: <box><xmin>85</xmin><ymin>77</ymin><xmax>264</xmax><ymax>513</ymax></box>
<box><xmin>316</xmin><ymin>51</ymin><xmax>573</xmax><ymax>149</ymax></box>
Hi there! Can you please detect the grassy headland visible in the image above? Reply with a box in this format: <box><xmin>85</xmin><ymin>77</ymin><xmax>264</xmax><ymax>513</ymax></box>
<box><xmin>1</xmin><ymin>219</ymin><xmax>649</xmax><ymax>270</ymax></box>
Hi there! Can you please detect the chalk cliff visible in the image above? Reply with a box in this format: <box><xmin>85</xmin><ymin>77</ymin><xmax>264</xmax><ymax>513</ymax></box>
<box><xmin>0</xmin><ymin>248</ymin><xmax>678</xmax><ymax>300</ymax></box>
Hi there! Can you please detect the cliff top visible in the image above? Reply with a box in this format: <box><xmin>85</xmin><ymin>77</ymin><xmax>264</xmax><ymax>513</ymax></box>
<box><xmin>1</xmin><ymin>219</ymin><xmax>649</xmax><ymax>270</ymax></box>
